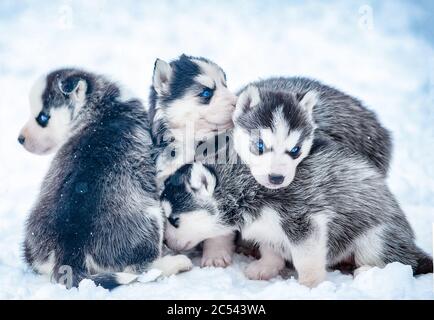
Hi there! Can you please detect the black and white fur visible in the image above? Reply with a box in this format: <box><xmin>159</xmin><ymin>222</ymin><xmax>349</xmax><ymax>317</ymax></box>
<box><xmin>149</xmin><ymin>55</ymin><xmax>238</xmax><ymax>267</ymax></box>
<box><xmin>234</xmin><ymin>78</ymin><xmax>392</xmax><ymax>189</ymax></box>
<box><xmin>161</xmin><ymin>89</ymin><xmax>432</xmax><ymax>288</ymax></box>
<box><xmin>20</xmin><ymin>68</ymin><xmax>192</xmax><ymax>289</ymax></box>
<box><xmin>149</xmin><ymin>54</ymin><xmax>237</xmax><ymax>185</ymax></box>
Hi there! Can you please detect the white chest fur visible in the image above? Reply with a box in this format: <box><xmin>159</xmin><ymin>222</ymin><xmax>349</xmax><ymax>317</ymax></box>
<box><xmin>241</xmin><ymin>207</ymin><xmax>292</xmax><ymax>258</ymax></box>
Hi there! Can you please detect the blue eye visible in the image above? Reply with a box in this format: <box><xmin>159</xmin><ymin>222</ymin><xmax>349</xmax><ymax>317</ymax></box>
<box><xmin>289</xmin><ymin>146</ymin><xmax>301</xmax><ymax>158</ymax></box>
<box><xmin>36</xmin><ymin>112</ymin><xmax>50</xmax><ymax>127</ymax></box>
<box><xmin>257</xmin><ymin>140</ymin><xmax>265</xmax><ymax>154</ymax></box>
<box><xmin>199</xmin><ymin>88</ymin><xmax>214</xmax><ymax>99</ymax></box>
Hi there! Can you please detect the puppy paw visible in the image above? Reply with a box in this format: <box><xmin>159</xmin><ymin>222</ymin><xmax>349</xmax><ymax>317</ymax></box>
<box><xmin>244</xmin><ymin>260</ymin><xmax>282</xmax><ymax>280</ymax></box>
<box><xmin>168</xmin><ymin>255</ymin><xmax>194</xmax><ymax>275</ymax></box>
<box><xmin>201</xmin><ymin>250</ymin><xmax>232</xmax><ymax>268</ymax></box>
<box><xmin>298</xmin><ymin>270</ymin><xmax>326</xmax><ymax>288</ymax></box>
<box><xmin>201</xmin><ymin>235</ymin><xmax>235</xmax><ymax>268</ymax></box>
<box><xmin>152</xmin><ymin>255</ymin><xmax>193</xmax><ymax>276</ymax></box>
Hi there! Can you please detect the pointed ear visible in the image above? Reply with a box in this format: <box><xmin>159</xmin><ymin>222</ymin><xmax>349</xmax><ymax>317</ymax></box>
<box><xmin>58</xmin><ymin>76</ymin><xmax>88</xmax><ymax>105</ymax></box>
<box><xmin>153</xmin><ymin>58</ymin><xmax>172</xmax><ymax>95</ymax></box>
<box><xmin>233</xmin><ymin>86</ymin><xmax>261</xmax><ymax>122</ymax></box>
<box><xmin>188</xmin><ymin>163</ymin><xmax>217</xmax><ymax>197</ymax></box>
<box><xmin>297</xmin><ymin>90</ymin><xmax>318</xmax><ymax>116</ymax></box>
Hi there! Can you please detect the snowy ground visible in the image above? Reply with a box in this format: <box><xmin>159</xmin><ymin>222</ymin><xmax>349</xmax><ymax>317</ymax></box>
<box><xmin>0</xmin><ymin>0</ymin><xmax>433</xmax><ymax>299</ymax></box>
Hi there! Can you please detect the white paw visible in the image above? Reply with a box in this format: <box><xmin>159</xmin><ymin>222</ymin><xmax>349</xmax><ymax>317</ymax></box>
<box><xmin>353</xmin><ymin>265</ymin><xmax>373</xmax><ymax>277</ymax></box>
<box><xmin>201</xmin><ymin>250</ymin><xmax>233</xmax><ymax>268</ymax></box>
<box><xmin>168</xmin><ymin>255</ymin><xmax>194</xmax><ymax>275</ymax></box>
<box><xmin>152</xmin><ymin>255</ymin><xmax>193</xmax><ymax>277</ymax></box>
<box><xmin>297</xmin><ymin>270</ymin><xmax>326</xmax><ymax>288</ymax></box>
<box><xmin>244</xmin><ymin>260</ymin><xmax>282</xmax><ymax>280</ymax></box>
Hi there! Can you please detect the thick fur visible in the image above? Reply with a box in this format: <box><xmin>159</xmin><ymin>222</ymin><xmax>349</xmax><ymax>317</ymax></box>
<box><xmin>161</xmin><ymin>89</ymin><xmax>431</xmax><ymax>287</ymax></box>
<box><xmin>233</xmin><ymin>87</ymin><xmax>317</xmax><ymax>189</ymax></box>
<box><xmin>23</xmin><ymin>69</ymin><xmax>192</xmax><ymax>289</ymax></box>
<box><xmin>150</xmin><ymin>58</ymin><xmax>392</xmax><ymax>269</ymax></box>
<box><xmin>149</xmin><ymin>54</ymin><xmax>237</xmax><ymax>186</ymax></box>
<box><xmin>163</xmin><ymin>146</ymin><xmax>432</xmax><ymax>287</ymax></box>
<box><xmin>149</xmin><ymin>55</ymin><xmax>238</xmax><ymax>267</ymax></box>
<box><xmin>240</xmin><ymin>77</ymin><xmax>392</xmax><ymax>176</ymax></box>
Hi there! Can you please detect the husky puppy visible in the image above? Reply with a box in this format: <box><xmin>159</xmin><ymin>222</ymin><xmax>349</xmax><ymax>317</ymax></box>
<box><xmin>149</xmin><ymin>57</ymin><xmax>391</xmax><ymax>267</ymax></box>
<box><xmin>161</xmin><ymin>88</ymin><xmax>432</xmax><ymax>287</ymax></box>
<box><xmin>234</xmin><ymin>78</ymin><xmax>392</xmax><ymax>189</ymax></box>
<box><xmin>149</xmin><ymin>55</ymin><xmax>238</xmax><ymax>267</ymax></box>
<box><xmin>149</xmin><ymin>54</ymin><xmax>238</xmax><ymax>184</ymax></box>
<box><xmin>150</xmin><ymin>59</ymin><xmax>392</xmax><ymax>261</ymax></box>
<box><xmin>18</xmin><ymin>68</ymin><xmax>192</xmax><ymax>289</ymax></box>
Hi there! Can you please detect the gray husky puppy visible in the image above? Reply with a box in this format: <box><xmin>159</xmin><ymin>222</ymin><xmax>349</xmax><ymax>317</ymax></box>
<box><xmin>18</xmin><ymin>68</ymin><xmax>192</xmax><ymax>289</ymax></box>
<box><xmin>150</xmin><ymin>55</ymin><xmax>238</xmax><ymax>267</ymax></box>
<box><xmin>161</xmin><ymin>87</ymin><xmax>431</xmax><ymax>287</ymax></box>
<box><xmin>149</xmin><ymin>59</ymin><xmax>392</xmax><ymax>266</ymax></box>
<box><xmin>234</xmin><ymin>78</ymin><xmax>391</xmax><ymax>189</ymax></box>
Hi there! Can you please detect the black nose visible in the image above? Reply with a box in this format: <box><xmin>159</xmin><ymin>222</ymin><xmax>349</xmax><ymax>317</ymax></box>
<box><xmin>18</xmin><ymin>135</ymin><xmax>25</xmax><ymax>145</ymax></box>
<box><xmin>268</xmin><ymin>174</ymin><xmax>284</xmax><ymax>185</ymax></box>
<box><xmin>168</xmin><ymin>216</ymin><xmax>180</xmax><ymax>228</ymax></box>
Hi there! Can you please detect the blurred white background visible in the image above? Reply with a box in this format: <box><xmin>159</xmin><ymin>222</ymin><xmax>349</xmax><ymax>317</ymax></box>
<box><xmin>0</xmin><ymin>0</ymin><xmax>433</xmax><ymax>299</ymax></box>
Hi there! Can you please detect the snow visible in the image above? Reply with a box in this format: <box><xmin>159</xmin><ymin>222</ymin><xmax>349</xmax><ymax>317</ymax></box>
<box><xmin>0</xmin><ymin>0</ymin><xmax>433</xmax><ymax>299</ymax></box>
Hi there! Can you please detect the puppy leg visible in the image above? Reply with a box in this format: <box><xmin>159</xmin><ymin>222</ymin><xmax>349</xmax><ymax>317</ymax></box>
<box><xmin>291</xmin><ymin>244</ymin><xmax>327</xmax><ymax>288</ymax></box>
<box><xmin>353</xmin><ymin>226</ymin><xmax>386</xmax><ymax>270</ymax></box>
<box><xmin>201</xmin><ymin>233</ymin><xmax>236</xmax><ymax>268</ymax></box>
<box><xmin>244</xmin><ymin>245</ymin><xmax>285</xmax><ymax>280</ymax></box>
<box><xmin>291</xmin><ymin>222</ymin><xmax>328</xmax><ymax>288</ymax></box>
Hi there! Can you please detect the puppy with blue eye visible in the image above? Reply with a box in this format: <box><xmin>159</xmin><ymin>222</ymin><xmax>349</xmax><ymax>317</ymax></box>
<box><xmin>19</xmin><ymin>68</ymin><xmax>192</xmax><ymax>289</ymax></box>
<box><xmin>233</xmin><ymin>78</ymin><xmax>392</xmax><ymax>189</ymax></box>
<box><xmin>149</xmin><ymin>59</ymin><xmax>393</xmax><ymax>269</ymax></box>
<box><xmin>234</xmin><ymin>91</ymin><xmax>311</xmax><ymax>190</ymax></box>
<box><xmin>149</xmin><ymin>54</ymin><xmax>238</xmax><ymax>186</ymax></box>
<box><xmin>149</xmin><ymin>54</ymin><xmax>239</xmax><ymax>268</ymax></box>
<box><xmin>162</xmin><ymin>86</ymin><xmax>432</xmax><ymax>287</ymax></box>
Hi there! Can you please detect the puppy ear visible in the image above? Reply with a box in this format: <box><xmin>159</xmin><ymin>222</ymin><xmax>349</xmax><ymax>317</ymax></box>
<box><xmin>296</xmin><ymin>90</ymin><xmax>318</xmax><ymax>117</ymax></box>
<box><xmin>58</xmin><ymin>76</ymin><xmax>88</xmax><ymax>105</ymax></box>
<box><xmin>188</xmin><ymin>163</ymin><xmax>217</xmax><ymax>197</ymax></box>
<box><xmin>153</xmin><ymin>58</ymin><xmax>172</xmax><ymax>95</ymax></box>
<box><xmin>233</xmin><ymin>86</ymin><xmax>261</xmax><ymax>122</ymax></box>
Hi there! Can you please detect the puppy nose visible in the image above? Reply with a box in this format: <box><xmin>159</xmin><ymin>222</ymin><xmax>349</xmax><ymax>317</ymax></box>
<box><xmin>168</xmin><ymin>216</ymin><xmax>180</xmax><ymax>228</ymax></box>
<box><xmin>18</xmin><ymin>135</ymin><xmax>25</xmax><ymax>145</ymax></box>
<box><xmin>268</xmin><ymin>174</ymin><xmax>284</xmax><ymax>185</ymax></box>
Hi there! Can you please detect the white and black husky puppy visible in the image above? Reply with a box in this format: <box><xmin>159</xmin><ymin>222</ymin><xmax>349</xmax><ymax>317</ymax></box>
<box><xmin>149</xmin><ymin>54</ymin><xmax>237</xmax><ymax>184</ymax></box>
<box><xmin>234</xmin><ymin>78</ymin><xmax>392</xmax><ymax>189</ymax></box>
<box><xmin>149</xmin><ymin>57</ymin><xmax>391</xmax><ymax>267</ymax></box>
<box><xmin>18</xmin><ymin>68</ymin><xmax>192</xmax><ymax>289</ymax></box>
<box><xmin>149</xmin><ymin>55</ymin><xmax>238</xmax><ymax>267</ymax></box>
<box><xmin>161</xmin><ymin>88</ymin><xmax>432</xmax><ymax>287</ymax></box>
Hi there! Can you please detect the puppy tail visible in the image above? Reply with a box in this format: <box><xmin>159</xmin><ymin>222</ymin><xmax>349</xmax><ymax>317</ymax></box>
<box><xmin>87</xmin><ymin>254</ymin><xmax>193</xmax><ymax>289</ymax></box>
<box><xmin>414</xmin><ymin>252</ymin><xmax>433</xmax><ymax>275</ymax></box>
<box><xmin>59</xmin><ymin>271</ymin><xmax>139</xmax><ymax>290</ymax></box>
<box><xmin>58</xmin><ymin>254</ymin><xmax>192</xmax><ymax>290</ymax></box>
<box><xmin>87</xmin><ymin>272</ymin><xmax>139</xmax><ymax>290</ymax></box>
<box><xmin>52</xmin><ymin>258</ymin><xmax>141</xmax><ymax>290</ymax></box>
